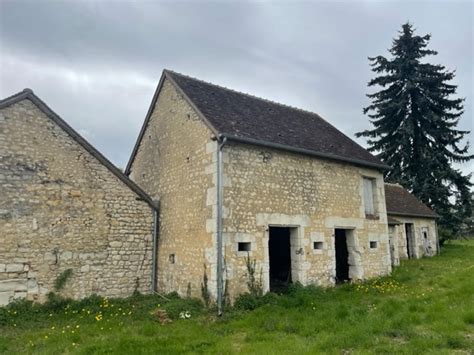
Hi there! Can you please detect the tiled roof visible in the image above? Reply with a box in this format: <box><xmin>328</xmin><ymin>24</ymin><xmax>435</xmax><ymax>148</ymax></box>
<box><xmin>0</xmin><ymin>89</ymin><xmax>158</xmax><ymax>210</ymax></box>
<box><xmin>385</xmin><ymin>183</ymin><xmax>437</xmax><ymax>218</ymax></box>
<box><xmin>126</xmin><ymin>70</ymin><xmax>389</xmax><ymax>173</ymax></box>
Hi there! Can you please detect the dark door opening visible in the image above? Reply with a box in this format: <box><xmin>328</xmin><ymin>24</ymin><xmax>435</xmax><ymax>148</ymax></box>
<box><xmin>269</xmin><ymin>227</ymin><xmax>292</xmax><ymax>292</ymax></box>
<box><xmin>405</xmin><ymin>223</ymin><xmax>414</xmax><ymax>258</ymax></box>
<box><xmin>335</xmin><ymin>229</ymin><xmax>349</xmax><ymax>283</ymax></box>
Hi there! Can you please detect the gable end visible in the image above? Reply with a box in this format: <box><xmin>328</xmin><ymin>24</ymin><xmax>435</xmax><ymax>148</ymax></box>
<box><xmin>0</xmin><ymin>89</ymin><xmax>157</xmax><ymax>210</ymax></box>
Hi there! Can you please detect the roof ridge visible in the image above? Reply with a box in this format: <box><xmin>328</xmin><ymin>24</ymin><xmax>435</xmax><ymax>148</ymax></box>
<box><xmin>0</xmin><ymin>88</ymin><xmax>33</xmax><ymax>107</ymax></box>
<box><xmin>164</xmin><ymin>69</ymin><xmax>329</xmax><ymax>122</ymax></box>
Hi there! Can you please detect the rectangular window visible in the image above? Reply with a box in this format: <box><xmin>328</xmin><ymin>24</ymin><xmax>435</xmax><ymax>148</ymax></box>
<box><xmin>313</xmin><ymin>241</ymin><xmax>324</xmax><ymax>250</ymax></box>
<box><xmin>238</xmin><ymin>242</ymin><xmax>251</xmax><ymax>252</ymax></box>
<box><xmin>370</xmin><ymin>241</ymin><xmax>378</xmax><ymax>249</ymax></box>
<box><xmin>363</xmin><ymin>177</ymin><xmax>376</xmax><ymax>216</ymax></box>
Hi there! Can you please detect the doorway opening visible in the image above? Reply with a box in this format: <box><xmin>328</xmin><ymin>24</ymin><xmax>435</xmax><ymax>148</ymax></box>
<box><xmin>335</xmin><ymin>229</ymin><xmax>350</xmax><ymax>283</ymax></box>
<box><xmin>405</xmin><ymin>223</ymin><xmax>414</xmax><ymax>258</ymax></box>
<box><xmin>269</xmin><ymin>227</ymin><xmax>292</xmax><ymax>292</ymax></box>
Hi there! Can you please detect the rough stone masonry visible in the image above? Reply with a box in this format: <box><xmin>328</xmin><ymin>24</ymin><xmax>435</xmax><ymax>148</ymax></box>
<box><xmin>0</xmin><ymin>70</ymin><xmax>438</xmax><ymax>306</ymax></box>
<box><xmin>0</xmin><ymin>91</ymin><xmax>156</xmax><ymax>305</ymax></box>
<box><xmin>126</xmin><ymin>70</ymin><xmax>394</xmax><ymax>301</ymax></box>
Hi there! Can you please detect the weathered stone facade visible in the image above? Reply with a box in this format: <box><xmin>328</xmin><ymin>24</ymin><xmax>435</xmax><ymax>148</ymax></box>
<box><xmin>0</xmin><ymin>95</ymin><xmax>155</xmax><ymax>305</ymax></box>
<box><xmin>388</xmin><ymin>216</ymin><xmax>438</xmax><ymax>261</ymax></box>
<box><xmin>129</xmin><ymin>79</ymin><xmax>216</xmax><ymax>298</ymax></box>
<box><xmin>127</xmin><ymin>75</ymin><xmax>392</xmax><ymax>300</ymax></box>
<box><xmin>221</xmin><ymin>143</ymin><xmax>391</xmax><ymax>296</ymax></box>
<box><xmin>1</xmin><ymin>71</ymin><xmax>439</xmax><ymax>306</ymax></box>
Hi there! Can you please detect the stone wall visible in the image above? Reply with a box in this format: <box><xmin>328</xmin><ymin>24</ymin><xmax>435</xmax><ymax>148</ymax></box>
<box><xmin>221</xmin><ymin>143</ymin><xmax>392</xmax><ymax>297</ymax></box>
<box><xmin>128</xmin><ymin>78</ymin><xmax>393</xmax><ymax>300</ymax></box>
<box><xmin>388</xmin><ymin>224</ymin><xmax>400</xmax><ymax>266</ymax></box>
<box><xmin>0</xmin><ymin>99</ymin><xmax>154</xmax><ymax>305</ymax></box>
<box><xmin>388</xmin><ymin>215</ymin><xmax>438</xmax><ymax>260</ymax></box>
<box><xmin>128</xmin><ymin>79</ymin><xmax>216</xmax><ymax>298</ymax></box>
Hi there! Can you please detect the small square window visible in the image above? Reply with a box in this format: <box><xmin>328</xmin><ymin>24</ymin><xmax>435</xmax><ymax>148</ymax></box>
<box><xmin>169</xmin><ymin>254</ymin><xmax>175</xmax><ymax>264</ymax></box>
<box><xmin>370</xmin><ymin>241</ymin><xmax>378</xmax><ymax>249</ymax></box>
<box><xmin>238</xmin><ymin>242</ymin><xmax>251</xmax><ymax>252</ymax></box>
<box><xmin>313</xmin><ymin>241</ymin><xmax>323</xmax><ymax>250</ymax></box>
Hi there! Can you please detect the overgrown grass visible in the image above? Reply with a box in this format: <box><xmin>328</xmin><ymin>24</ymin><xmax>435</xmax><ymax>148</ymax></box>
<box><xmin>1</xmin><ymin>240</ymin><xmax>473</xmax><ymax>354</ymax></box>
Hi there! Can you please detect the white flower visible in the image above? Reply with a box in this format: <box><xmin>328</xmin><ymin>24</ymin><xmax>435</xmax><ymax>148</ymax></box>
<box><xmin>179</xmin><ymin>311</ymin><xmax>191</xmax><ymax>319</ymax></box>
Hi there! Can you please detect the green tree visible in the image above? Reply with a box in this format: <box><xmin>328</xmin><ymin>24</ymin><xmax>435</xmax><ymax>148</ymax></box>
<box><xmin>357</xmin><ymin>23</ymin><xmax>472</xmax><ymax>236</ymax></box>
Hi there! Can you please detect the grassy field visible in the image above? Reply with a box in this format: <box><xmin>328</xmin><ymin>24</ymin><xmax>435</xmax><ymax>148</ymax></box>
<box><xmin>1</xmin><ymin>240</ymin><xmax>473</xmax><ymax>354</ymax></box>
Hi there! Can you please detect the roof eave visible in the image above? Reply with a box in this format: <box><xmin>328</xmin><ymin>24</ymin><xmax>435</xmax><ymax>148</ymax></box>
<box><xmin>386</xmin><ymin>211</ymin><xmax>439</xmax><ymax>219</ymax></box>
<box><xmin>220</xmin><ymin>133</ymin><xmax>391</xmax><ymax>171</ymax></box>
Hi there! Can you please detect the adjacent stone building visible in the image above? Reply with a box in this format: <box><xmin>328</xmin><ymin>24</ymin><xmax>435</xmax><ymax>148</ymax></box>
<box><xmin>0</xmin><ymin>90</ymin><xmax>158</xmax><ymax>305</ymax></box>
<box><xmin>385</xmin><ymin>183</ymin><xmax>438</xmax><ymax>266</ymax></box>
<box><xmin>0</xmin><ymin>70</ymin><xmax>439</xmax><ymax>307</ymax></box>
<box><xmin>126</xmin><ymin>70</ymin><xmax>395</xmax><ymax>306</ymax></box>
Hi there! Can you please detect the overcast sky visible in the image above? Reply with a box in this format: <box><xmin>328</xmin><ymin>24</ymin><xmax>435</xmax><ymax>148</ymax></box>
<box><xmin>1</xmin><ymin>0</ymin><xmax>472</xmax><ymax>175</ymax></box>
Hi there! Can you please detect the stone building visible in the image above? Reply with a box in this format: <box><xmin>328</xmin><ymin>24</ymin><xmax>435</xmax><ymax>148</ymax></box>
<box><xmin>0</xmin><ymin>70</ymin><xmax>439</xmax><ymax>307</ymax></box>
<box><xmin>0</xmin><ymin>89</ymin><xmax>158</xmax><ymax>305</ymax></box>
<box><xmin>385</xmin><ymin>183</ymin><xmax>438</xmax><ymax>266</ymax></box>
<box><xmin>126</xmin><ymin>70</ymin><xmax>395</xmax><ymax>310</ymax></box>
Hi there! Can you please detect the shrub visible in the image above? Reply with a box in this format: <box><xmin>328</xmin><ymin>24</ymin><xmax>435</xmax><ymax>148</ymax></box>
<box><xmin>233</xmin><ymin>292</ymin><xmax>279</xmax><ymax>311</ymax></box>
<box><xmin>233</xmin><ymin>293</ymin><xmax>262</xmax><ymax>311</ymax></box>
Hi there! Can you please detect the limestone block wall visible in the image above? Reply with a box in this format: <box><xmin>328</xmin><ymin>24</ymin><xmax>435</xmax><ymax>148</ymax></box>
<box><xmin>128</xmin><ymin>79</ymin><xmax>215</xmax><ymax>298</ymax></box>
<box><xmin>221</xmin><ymin>143</ymin><xmax>392</xmax><ymax>297</ymax></box>
<box><xmin>388</xmin><ymin>225</ymin><xmax>400</xmax><ymax>266</ymax></box>
<box><xmin>389</xmin><ymin>215</ymin><xmax>438</xmax><ymax>259</ymax></box>
<box><xmin>0</xmin><ymin>99</ymin><xmax>154</xmax><ymax>305</ymax></box>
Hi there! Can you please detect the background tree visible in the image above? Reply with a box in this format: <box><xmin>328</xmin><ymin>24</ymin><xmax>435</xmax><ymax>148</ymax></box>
<box><xmin>357</xmin><ymin>22</ymin><xmax>472</xmax><ymax>239</ymax></box>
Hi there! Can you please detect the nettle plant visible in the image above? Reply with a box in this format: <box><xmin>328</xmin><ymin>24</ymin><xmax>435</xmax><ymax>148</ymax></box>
<box><xmin>245</xmin><ymin>254</ymin><xmax>263</xmax><ymax>297</ymax></box>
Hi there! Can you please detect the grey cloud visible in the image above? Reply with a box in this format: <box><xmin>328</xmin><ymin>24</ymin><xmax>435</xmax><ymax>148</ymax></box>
<box><xmin>1</xmin><ymin>0</ymin><xmax>472</xmax><ymax>174</ymax></box>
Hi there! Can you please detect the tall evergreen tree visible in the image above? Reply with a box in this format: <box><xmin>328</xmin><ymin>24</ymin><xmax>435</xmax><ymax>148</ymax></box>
<box><xmin>357</xmin><ymin>23</ymin><xmax>472</xmax><ymax>235</ymax></box>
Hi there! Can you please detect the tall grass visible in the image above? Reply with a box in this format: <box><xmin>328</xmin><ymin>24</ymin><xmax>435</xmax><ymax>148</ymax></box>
<box><xmin>0</xmin><ymin>240</ymin><xmax>473</xmax><ymax>354</ymax></box>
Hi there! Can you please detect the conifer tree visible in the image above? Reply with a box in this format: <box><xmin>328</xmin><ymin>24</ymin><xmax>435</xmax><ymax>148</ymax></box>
<box><xmin>357</xmin><ymin>23</ymin><xmax>472</xmax><ymax>236</ymax></box>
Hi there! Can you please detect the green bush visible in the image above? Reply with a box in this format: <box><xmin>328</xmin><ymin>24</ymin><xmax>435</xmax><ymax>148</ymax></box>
<box><xmin>233</xmin><ymin>291</ymin><xmax>279</xmax><ymax>311</ymax></box>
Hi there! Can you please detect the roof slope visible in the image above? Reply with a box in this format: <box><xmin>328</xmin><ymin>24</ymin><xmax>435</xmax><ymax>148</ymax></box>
<box><xmin>0</xmin><ymin>89</ymin><xmax>158</xmax><ymax>210</ymax></box>
<box><xmin>385</xmin><ymin>183</ymin><xmax>437</xmax><ymax>218</ymax></box>
<box><xmin>126</xmin><ymin>70</ymin><xmax>388</xmax><ymax>173</ymax></box>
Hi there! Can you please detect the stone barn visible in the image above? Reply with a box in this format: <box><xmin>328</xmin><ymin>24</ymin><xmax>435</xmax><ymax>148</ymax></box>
<box><xmin>125</xmin><ymin>70</ymin><xmax>394</xmax><ymax>309</ymax></box>
<box><xmin>0</xmin><ymin>89</ymin><xmax>158</xmax><ymax>305</ymax></box>
<box><xmin>385</xmin><ymin>183</ymin><xmax>438</xmax><ymax>266</ymax></box>
<box><xmin>0</xmin><ymin>71</ymin><xmax>440</xmax><ymax>308</ymax></box>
